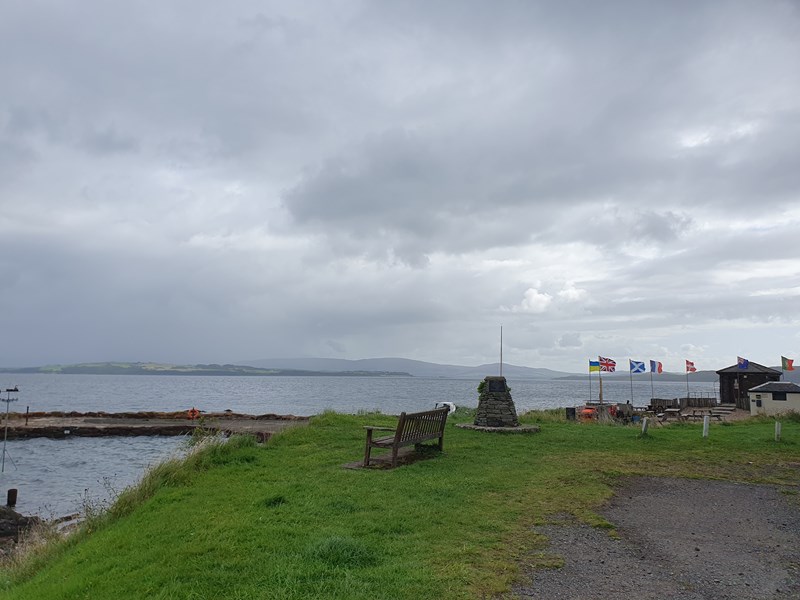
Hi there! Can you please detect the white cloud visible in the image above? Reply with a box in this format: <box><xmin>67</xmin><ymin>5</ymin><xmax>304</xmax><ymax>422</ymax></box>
<box><xmin>512</xmin><ymin>288</ymin><xmax>553</xmax><ymax>314</ymax></box>
<box><xmin>557</xmin><ymin>283</ymin><xmax>587</xmax><ymax>302</ymax></box>
<box><xmin>0</xmin><ymin>1</ymin><xmax>799</xmax><ymax>370</ymax></box>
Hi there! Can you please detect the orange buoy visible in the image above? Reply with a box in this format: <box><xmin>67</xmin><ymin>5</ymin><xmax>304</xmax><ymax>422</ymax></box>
<box><xmin>187</xmin><ymin>407</ymin><xmax>200</xmax><ymax>420</ymax></box>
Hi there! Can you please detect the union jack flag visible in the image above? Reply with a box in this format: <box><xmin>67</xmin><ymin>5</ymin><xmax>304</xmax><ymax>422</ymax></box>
<box><xmin>598</xmin><ymin>356</ymin><xmax>616</xmax><ymax>372</ymax></box>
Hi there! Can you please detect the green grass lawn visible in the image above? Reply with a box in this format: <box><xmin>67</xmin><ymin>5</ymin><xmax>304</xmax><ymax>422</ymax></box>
<box><xmin>1</xmin><ymin>410</ymin><xmax>798</xmax><ymax>599</ymax></box>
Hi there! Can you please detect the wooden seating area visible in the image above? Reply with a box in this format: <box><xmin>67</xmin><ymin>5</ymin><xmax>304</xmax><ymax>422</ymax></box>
<box><xmin>363</xmin><ymin>407</ymin><xmax>450</xmax><ymax>468</ymax></box>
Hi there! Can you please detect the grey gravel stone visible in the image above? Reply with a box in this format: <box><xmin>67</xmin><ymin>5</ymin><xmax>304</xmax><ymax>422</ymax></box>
<box><xmin>514</xmin><ymin>477</ymin><xmax>800</xmax><ymax>599</ymax></box>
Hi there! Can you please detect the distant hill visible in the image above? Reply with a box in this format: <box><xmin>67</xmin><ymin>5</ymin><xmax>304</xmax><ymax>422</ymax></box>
<box><xmin>7</xmin><ymin>358</ymin><xmax>788</xmax><ymax>382</ymax></box>
<box><xmin>560</xmin><ymin>366</ymin><xmax>799</xmax><ymax>383</ymax></box>
<box><xmin>773</xmin><ymin>368</ymin><xmax>799</xmax><ymax>384</ymax></box>
<box><xmin>558</xmin><ymin>370</ymin><xmax>720</xmax><ymax>382</ymax></box>
<box><xmin>242</xmin><ymin>357</ymin><xmax>573</xmax><ymax>379</ymax></box>
<box><xmin>0</xmin><ymin>362</ymin><xmax>411</xmax><ymax>377</ymax></box>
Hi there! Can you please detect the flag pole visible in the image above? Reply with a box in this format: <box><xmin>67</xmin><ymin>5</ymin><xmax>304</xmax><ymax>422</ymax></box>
<box><xmin>685</xmin><ymin>368</ymin><xmax>690</xmax><ymax>401</ymax></box>
<box><xmin>599</xmin><ymin>370</ymin><xmax>604</xmax><ymax>404</ymax></box>
<box><xmin>649</xmin><ymin>366</ymin><xmax>654</xmax><ymax>401</ymax></box>
<box><xmin>629</xmin><ymin>360</ymin><xmax>634</xmax><ymax>404</ymax></box>
<box><xmin>588</xmin><ymin>362</ymin><xmax>592</xmax><ymax>405</ymax></box>
<box><xmin>499</xmin><ymin>325</ymin><xmax>503</xmax><ymax>377</ymax></box>
<box><xmin>736</xmin><ymin>371</ymin><xmax>741</xmax><ymax>406</ymax></box>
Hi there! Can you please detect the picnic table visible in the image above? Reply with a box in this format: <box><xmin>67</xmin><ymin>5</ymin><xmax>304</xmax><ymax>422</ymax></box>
<box><xmin>659</xmin><ymin>408</ymin><xmax>684</xmax><ymax>422</ymax></box>
<box><xmin>683</xmin><ymin>407</ymin><xmax>736</xmax><ymax>421</ymax></box>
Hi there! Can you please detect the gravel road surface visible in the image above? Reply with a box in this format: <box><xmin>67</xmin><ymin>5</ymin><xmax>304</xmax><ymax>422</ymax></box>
<box><xmin>515</xmin><ymin>477</ymin><xmax>800</xmax><ymax>599</ymax></box>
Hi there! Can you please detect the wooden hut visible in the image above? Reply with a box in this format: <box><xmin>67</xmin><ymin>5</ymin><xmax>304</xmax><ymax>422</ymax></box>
<box><xmin>716</xmin><ymin>362</ymin><xmax>781</xmax><ymax>410</ymax></box>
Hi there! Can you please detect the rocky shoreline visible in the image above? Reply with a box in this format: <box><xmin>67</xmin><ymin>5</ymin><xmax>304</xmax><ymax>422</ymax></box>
<box><xmin>0</xmin><ymin>505</ymin><xmax>42</xmax><ymax>556</ymax></box>
<box><xmin>2</xmin><ymin>411</ymin><xmax>309</xmax><ymax>441</ymax></box>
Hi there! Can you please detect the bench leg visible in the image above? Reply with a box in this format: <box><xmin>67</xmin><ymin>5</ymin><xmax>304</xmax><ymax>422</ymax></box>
<box><xmin>391</xmin><ymin>445</ymin><xmax>398</xmax><ymax>468</ymax></box>
<box><xmin>363</xmin><ymin>431</ymin><xmax>374</xmax><ymax>467</ymax></box>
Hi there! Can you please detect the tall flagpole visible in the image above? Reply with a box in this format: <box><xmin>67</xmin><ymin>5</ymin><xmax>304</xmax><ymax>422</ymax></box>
<box><xmin>588</xmin><ymin>361</ymin><xmax>592</xmax><ymax>404</ymax></box>
<box><xmin>499</xmin><ymin>325</ymin><xmax>503</xmax><ymax>377</ymax></box>
<box><xmin>649</xmin><ymin>365</ymin><xmax>654</xmax><ymax>401</ymax></box>
<box><xmin>736</xmin><ymin>370</ymin><xmax>741</xmax><ymax>406</ymax></box>
<box><xmin>629</xmin><ymin>360</ymin><xmax>634</xmax><ymax>404</ymax></box>
<box><xmin>598</xmin><ymin>362</ymin><xmax>604</xmax><ymax>404</ymax></box>
<box><xmin>599</xmin><ymin>372</ymin><xmax>604</xmax><ymax>404</ymax></box>
<box><xmin>685</xmin><ymin>368</ymin><xmax>690</xmax><ymax>400</ymax></box>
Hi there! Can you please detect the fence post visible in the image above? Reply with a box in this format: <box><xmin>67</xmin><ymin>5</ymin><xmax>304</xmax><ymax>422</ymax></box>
<box><xmin>775</xmin><ymin>421</ymin><xmax>782</xmax><ymax>442</ymax></box>
<box><xmin>702</xmin><ymin>415</ymin><xmax>709</xmax><ymax>438</ymax></box>
<box><xmin>641</xmin><ymin>417</ymin><xmax>649</xmax><ymax>436</ymax></box>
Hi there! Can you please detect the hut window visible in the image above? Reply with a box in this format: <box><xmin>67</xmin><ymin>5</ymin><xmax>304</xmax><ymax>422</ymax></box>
<box><xmin>772</xmin><ymin>392</ymin><xmax>787</xmax><ymax>401</ymax></box>
<box><xmin>755</xmin><ymin>394</ymin><xmax>761</xmax><ymax>399</ymax></box>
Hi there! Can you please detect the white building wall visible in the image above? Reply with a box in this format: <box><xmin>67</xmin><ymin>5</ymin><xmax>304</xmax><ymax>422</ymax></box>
<box><xmin>749</xmin><ymin>392</ymin><xmax>800</xmax><ymax>416</ymax></box>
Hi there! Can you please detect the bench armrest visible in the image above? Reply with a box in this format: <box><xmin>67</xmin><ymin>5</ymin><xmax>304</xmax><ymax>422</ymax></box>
<box><xmin>363</xmin><ymin>426</ymin><xmax>396</xmax><ymax>432</ymax></box>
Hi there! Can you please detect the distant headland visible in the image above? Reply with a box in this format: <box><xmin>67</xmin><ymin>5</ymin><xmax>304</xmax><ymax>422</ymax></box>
<box><xmin>0</xmin><ymin>358</ymin><xmax>786</xmax><ymax>382</ymax></box>
<box><xmin>0</xmin><ymin>362</ymin><xmax>412</xmax><ymax>377</ymax></box>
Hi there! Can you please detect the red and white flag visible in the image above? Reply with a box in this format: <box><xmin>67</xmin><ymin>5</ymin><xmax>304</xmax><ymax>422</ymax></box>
<box><xmin>685</xmin><ymin>359</ymin><xmax>697</xmax><ymax>373</ymax></box>
<box><xmin>599</xmin><ymin>356</ymin><xmax>616</xmax><ymax>372</ymax></box>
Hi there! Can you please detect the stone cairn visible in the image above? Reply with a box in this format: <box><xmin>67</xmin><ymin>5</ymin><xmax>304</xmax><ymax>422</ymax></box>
<box><xmin>475</xmin><ymin>375</ymin><xmax>519</xmax><ymax>427</ymax></box>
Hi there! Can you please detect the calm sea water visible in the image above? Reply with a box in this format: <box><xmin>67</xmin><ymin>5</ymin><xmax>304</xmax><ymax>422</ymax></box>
<box><xmin>0</xmin><ymin>374</ymin><xmax>717</xmax><ymax>517</ymax></box>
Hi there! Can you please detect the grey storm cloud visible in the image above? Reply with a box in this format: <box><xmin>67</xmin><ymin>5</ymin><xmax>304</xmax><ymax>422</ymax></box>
<box><xmin>0</xmin><ymin>0</ymin><xmax>799</xmax><ymax>370</ymax></box>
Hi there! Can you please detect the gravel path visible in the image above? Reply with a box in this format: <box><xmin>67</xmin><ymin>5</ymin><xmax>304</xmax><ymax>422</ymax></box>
<box><xmin>514</xmin><ymin>477</ymin><xmax>800</xmax><ymax>599</ymax></box>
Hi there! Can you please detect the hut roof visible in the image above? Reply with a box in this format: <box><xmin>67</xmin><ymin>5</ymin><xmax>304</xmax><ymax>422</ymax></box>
<box><xmin>715</xmin><ymin>361</ymin><xmax>781</xmax><ymax>376</ymax></box>
<box><xmin>749</xmin><ymin>381</ymin><xmax>800</xmax><ymax>394</ymax></box>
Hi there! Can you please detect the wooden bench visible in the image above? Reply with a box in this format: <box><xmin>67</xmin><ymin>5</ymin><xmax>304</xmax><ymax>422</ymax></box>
<box><xmin>363</xmin><ymin>407</ymin><xmax>449</xmax><ymax>468</ymax></box>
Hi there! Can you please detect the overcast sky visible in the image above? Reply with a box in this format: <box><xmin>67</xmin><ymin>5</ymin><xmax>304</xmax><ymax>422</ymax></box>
<box><xmin>1</xmin><ymin>1</ymin><xmax>799</xmax><ymax>372</ymax></box>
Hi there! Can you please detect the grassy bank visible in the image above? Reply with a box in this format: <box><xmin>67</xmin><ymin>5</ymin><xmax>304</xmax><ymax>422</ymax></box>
<box><xmin>1</xmin><ymin>410</ymin><xmax>798</xmax><ymax>599</ymax></box>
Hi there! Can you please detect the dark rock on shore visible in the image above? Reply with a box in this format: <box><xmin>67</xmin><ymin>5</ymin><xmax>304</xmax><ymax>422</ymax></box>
<box><xmin>0</xmin><ymin>505</ymin><xmax>42</xmax><ymax>555</ymax></box>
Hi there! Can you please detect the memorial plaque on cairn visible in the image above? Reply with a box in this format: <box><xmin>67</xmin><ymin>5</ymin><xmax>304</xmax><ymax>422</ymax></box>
<box><xmin>475</xmin><ymin>375</ymin><xmax>519</xmax><ymax>427</ymax></box>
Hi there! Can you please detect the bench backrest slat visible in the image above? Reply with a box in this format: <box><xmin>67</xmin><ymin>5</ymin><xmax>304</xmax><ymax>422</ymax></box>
<box><xmin>395</xmin><ymin>408</ymin><xmax>449</xmax><ymax>443</ymax></box>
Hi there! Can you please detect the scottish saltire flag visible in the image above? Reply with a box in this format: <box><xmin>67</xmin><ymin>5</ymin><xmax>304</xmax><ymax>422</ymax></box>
<box><xmin>782</xmin><ymin>356</ymin><xmax>795</xmax><ymax>371</ymax></box>
<box><xmin>737</xmin><ymin>356</ymin><xmax>749</xmax><ymax>369</ymax></box>
<box><xmin>650</xmin><ymin>360</ymin><xmax>663</xmax><ymax>374</ymax></box>
<box><xmin>685</xmin><ymin>359</ymin><xmax>697</xmax><ymax>373</ymax></box>
<box><xmin>589</xmin><ymin>360</ymin><xmax>600</xmax><ymax>372</ymax></box>
<box><xmin>629</xmin><ymin>360</ymin><xmax>646</xmax><ymax>373</ymax></box>
<box><xmin>598</xmin><ymin>356</ymin><xmax>616</xmax><ymax>372</ymax></box>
